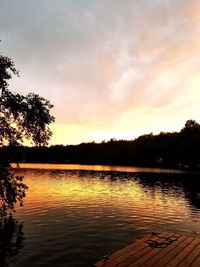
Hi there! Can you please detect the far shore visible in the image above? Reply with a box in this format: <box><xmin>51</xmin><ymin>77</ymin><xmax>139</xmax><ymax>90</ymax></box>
<box><xmin>11</xmin><ymin>162</ymin><xmax>191</xmax><ymax>174</ymax></box>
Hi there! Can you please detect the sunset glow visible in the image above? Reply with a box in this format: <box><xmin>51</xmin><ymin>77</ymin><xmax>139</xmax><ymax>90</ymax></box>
<box><xmin>20</xmin><ymin>167</ymin><xmax>189</xmax><ymax>220</ymax></box>
<box><xmin>1</xmin><ymin>0</ymin><xmax>200</xmax><ymax>145</ymax></box>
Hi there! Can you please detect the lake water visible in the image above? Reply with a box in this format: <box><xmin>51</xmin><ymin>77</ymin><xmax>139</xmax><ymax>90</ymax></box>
<box><xmin>2</xmin><ymin>164</ymin><xmax>200</xmax><ymax>267</ymax></box>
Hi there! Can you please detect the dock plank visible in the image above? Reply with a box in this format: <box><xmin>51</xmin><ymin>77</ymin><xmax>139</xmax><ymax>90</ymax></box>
<box><xmin>125</xmin><ymin>232</ymin><xmax>174</xmax><ymax>267</ymax></box>
<box><xmin>94</xmin><ymin>231</ymin><xmax>200</xmax><ymax>267</ymax></box>
<box><xmin>95</xmin><ymin>232</ymin><xmax>167</xmax><ymax>267</ymax></box>
<box><xmin>94</xmin><ymin>233</ymin><xmax>152</xmax><ymax>267</ymax></box>
<box><xmin>190</xmin><ymin>252</ymin><xmax>200</xmax><ymax>267</ymax></box>
<box><xmin>150</xmin><ymin>236</ymin><xmax>194</xmax><ymax>267</ymax></box>
<box><xmin>95</xmin><ymin>232</ymin><xmax>168</xmax><ymax>267</ymax></box>
<box><xmin>178</xmin><ymin>242</ymin><xmax>200</xmax><ymax>267</ymax></box>
<box><xmin>128</xmin><ymin>233</ymin><xmax>181</xmax><ymax>267</ymax></box>
<box><xmin>166</xmin><ymin>237</ymin><xmax>200</xmax><ymax>267</ymax></box>
<box><xmin>143</xmin><ymin>234</ymin><xmax>187</xmax><ymax>267</ymax></box>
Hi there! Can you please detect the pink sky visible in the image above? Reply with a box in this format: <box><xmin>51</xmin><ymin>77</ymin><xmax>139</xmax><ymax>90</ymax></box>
<box><xmin>1</xmin><ymin>0</ymin><xmax>200</xmax><ymax>145</ymax></box>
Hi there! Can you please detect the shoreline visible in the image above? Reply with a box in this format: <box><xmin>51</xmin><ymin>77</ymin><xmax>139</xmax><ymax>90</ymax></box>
<box><xmin>11</xmin><ymin>162</ymin><xmax>191</xmax><ymax>174</ymax></box>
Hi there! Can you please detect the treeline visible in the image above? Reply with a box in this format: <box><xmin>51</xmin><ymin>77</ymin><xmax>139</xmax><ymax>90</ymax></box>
<box><xmin>1</xmin><ymin>120</ymin><xmax>200</xmax><ymax>170</ymax></box>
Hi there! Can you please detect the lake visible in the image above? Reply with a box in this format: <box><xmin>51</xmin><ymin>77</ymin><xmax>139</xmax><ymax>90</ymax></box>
<box><xmin>2</xmin><ymin>164</ymin><xmax>200</xmax><ymax>267</ymax></box>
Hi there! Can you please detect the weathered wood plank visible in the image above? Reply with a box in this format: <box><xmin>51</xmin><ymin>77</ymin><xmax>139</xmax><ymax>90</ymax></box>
<box><xmin>166</xmin><ymin>237</ymin><xmax>200</xmax><ymax>267</ymax></box>
<box><xmin>150</xmin><ymin>236</ymin><xmax>194</xmax><ymax>267</ymax></box>
<box><xmin>94</xmin><ymin>232</ymin><xmax>167</xmax><ymax>267</ymax></box>
<box><xmin>128</xmin><ymin>233</ymin><xmax>181</xmax><ymax>267</ymax></box>
<box><xmin>189</xmin><ymin>251</ymin><xmax>200</xmax><ymax>267</ymax></box>
<box><xmin>143</xmin><ymin>234</ymin><xmax>187</xmax><ymax>267</ymax></box>
<box><xmin>125</xmin><ymin>232</ymin><xmax>175</xmax><ymax>267</ymax></box>
<box><xmin>94</xmin><ymin>232</ymin><xmax>200</xmax><ymax>267</ymax></box>
<box><xmin>108</xmin><ymin>232</ymin><xmax>170</xmax><ymax>267</ymax></box>
<box><xmin>178</xmin><ymin>241</ymin><xmax>200</xmax><ymax>267</ymax></box>
<box><xmin>94</xmin><ymin>233</ymin><xmax>152</xmax><ymax>267</ymax></box>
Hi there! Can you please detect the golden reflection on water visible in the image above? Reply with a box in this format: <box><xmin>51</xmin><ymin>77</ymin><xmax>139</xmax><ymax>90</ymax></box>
<box><xmin>8</xmin><ymin>165</ymin><xmax>200</xmax><ymax>267</ymax></box>
<box><xmin>18</xmin><ymin>168</ymin><xmax>191</xmax><ymax>228</ymax></box>
<box><xmin>11</xmin><ymin>163</ymin><xmax>186</xmax><ymax>173</ymax></box>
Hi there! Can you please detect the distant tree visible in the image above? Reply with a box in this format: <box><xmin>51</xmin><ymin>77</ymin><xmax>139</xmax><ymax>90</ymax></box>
<box><xmin>0</xmin><ymin>49</ymin><xmax>55</xmax><ymax>216</ymax></box>
<box><xmin>181</xmin><ymin>120</ymin><xmax>200</xmax><ymax>134</ymax></box>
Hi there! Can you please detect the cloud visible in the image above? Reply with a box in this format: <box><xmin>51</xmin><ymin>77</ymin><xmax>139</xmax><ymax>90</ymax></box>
<box><xmin>1</xmin><ymin>0</ymin><xmax>200</xmax><ymax>143</ymax></box>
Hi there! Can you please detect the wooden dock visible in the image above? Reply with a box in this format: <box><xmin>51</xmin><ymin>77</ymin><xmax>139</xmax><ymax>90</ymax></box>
<box><xmin>94</xmin><ymin>231</ymin><xmax>200</xmax><ymax>267</ymax></box>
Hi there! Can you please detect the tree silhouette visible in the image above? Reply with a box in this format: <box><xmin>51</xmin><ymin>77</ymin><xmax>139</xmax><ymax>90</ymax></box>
<box><xmin>181</xmin><ymin>120</ymin><xmax>200</xmax><ymax>134</ymax></box>
<box><xmin>0</xmin><ymin>48</ymin><xmax>55</xmax><ymax>216</ymax></box>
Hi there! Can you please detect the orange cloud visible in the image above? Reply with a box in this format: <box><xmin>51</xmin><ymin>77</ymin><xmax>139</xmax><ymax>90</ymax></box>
<box><xmin>1</xmin><ymin>0</ymin><xmax>200</xmax><ymax>144</ymax></box>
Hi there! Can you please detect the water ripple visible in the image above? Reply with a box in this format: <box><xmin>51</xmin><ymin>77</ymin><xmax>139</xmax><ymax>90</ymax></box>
<box><xmin>5</xmin><ymin>168</ymin><xmax>200</xmax><ymax>267</ymax></box>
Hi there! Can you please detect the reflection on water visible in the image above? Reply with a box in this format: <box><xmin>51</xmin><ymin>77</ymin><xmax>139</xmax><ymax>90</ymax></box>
<box><xmin>11</xmin><ymin>163</ymin><xmax>187</xmax><ymax>174</ymax></box>
<box><xmin>4</xmin><ymin>165</ymin><xmax>200</xmax><ymax>267</ymax></box>
<box><xmin>0</xmin><ymin>217</ymin><xmax>24</xmax><ymax>266</ymax></box>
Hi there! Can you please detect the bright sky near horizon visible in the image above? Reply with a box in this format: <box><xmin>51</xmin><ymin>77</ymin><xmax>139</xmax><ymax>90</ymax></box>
<box><xmin>0</xmin><ymin>0</ymin><xmax>200</xmax><ymax>145</ymax></box>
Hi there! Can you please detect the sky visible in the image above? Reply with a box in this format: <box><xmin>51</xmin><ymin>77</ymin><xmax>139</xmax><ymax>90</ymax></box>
<box><xmin>0</xmin><ymin>0</ymin><xmax>200</xmax><ymax>145</ymax></box>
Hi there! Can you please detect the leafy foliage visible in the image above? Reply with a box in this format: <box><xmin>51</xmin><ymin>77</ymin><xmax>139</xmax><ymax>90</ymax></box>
<box><xmin>1</xmin><ymin>90</ymin><xmax>54</xmax><ymax>146</ymax></box>
<box><xmin>0</xmin><ymin>164</ymin><xmax>28</xmax><ymax>216</ymax></box>
<box><xmin>0</xmin><ymin>50</ymin><xmax>55</xmax><ymax>216</ymax></box>
<box><xmin>0</xmin><ymin>53</ymin><xmax>55</xmax><ymax>146</ymax></box>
